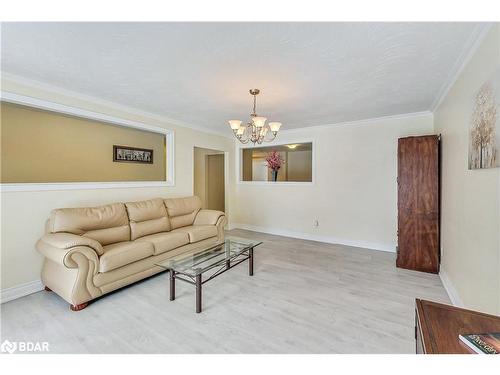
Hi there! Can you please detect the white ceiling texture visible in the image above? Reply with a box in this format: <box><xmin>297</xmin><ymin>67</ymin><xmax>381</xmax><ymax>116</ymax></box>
<box><xmin>0</xmin><ymin>22</ymin><xmax>486</xmax><ymax>135</ymax></box>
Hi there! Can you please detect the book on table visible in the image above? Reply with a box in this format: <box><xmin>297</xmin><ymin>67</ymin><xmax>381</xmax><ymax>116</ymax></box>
<box><xmin>459</xmin><ymin>333</ymin><xmax>500</xmax><ymax>354</ymax></box>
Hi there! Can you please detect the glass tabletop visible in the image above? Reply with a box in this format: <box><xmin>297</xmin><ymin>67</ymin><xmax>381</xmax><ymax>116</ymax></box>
<box><xmin>155</xmin><ymin>236</ymin><xmax>263</xmax><ymax>277</ymax></box>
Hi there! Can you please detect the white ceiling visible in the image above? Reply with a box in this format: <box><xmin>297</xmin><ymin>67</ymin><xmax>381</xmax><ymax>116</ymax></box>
<box><xmin>0</xmin><ymin>22</ymin><xmax>484</xmax><ymax>134</ymax></box>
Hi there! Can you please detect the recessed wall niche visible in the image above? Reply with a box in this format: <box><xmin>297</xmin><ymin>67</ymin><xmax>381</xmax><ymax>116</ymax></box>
<box><xmin>0</xmin><ymin>102</ymin><xmax>167</xmax><ymax>183</ymax></box>
<box><xmin>241</xmin><ymin>142</ymin><xmax>313</xmax><ymax>182</ymax></box>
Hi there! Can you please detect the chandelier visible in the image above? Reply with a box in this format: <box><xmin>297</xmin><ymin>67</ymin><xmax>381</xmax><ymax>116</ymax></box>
<box><xmin>228</xmin><ymin>89</ymin><xmax>282</xmax><ymax>145</ymax></box>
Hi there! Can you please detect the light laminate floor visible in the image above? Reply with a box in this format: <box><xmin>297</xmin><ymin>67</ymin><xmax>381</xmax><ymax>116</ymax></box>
<box><xmin>0</xmin><ymin>229</ymin><xmax>450</xmax><ymax>353</ymax></box>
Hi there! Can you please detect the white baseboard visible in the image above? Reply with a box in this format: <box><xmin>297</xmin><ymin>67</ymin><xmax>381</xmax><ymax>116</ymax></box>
<box><xmin>1</xmin><ymin>280</ymin><xmax>44</xmax><ymax>304</ymax></box>
<box><xmin>226</xmin><ymin>222</ymin><xmax>238</xmax><ymax>231</ymax></box>
<box><xmin>229</xmin><ymin>223</ymin><xmax>395</xmax><ymax>253</ymax></box>
<box><xmin>439</xmin><ymin>269</ymin><xmax>464</xmax><ymax>307</ymax></box>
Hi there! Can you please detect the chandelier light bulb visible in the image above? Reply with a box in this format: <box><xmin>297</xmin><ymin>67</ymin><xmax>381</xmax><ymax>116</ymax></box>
<box><xmin>236</xmin><ymin>126</ymin><xmax>245</xmax><ymax>136</ymax></box>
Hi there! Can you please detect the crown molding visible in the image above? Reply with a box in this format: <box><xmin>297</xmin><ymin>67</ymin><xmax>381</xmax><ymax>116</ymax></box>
<box><xmin>1</xmin><ymin>72</ymin><xmax>232</xmax><ymax>139</ymax></box>
<box><xmin>430</xmin><ymin>23</ymin><xmax>494</xmax><ymax>112</ymax></box>
<box><xmin>279</xmin><ymin>111</ymin><xmax>433</xmax><ymax>135</ymax></box>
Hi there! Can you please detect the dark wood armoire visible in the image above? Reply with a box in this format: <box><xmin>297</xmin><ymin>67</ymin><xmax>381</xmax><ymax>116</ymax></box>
<box><xmin>397</xmin><ymin>135</ymin><xmax>440</xmax><ymax>273</ymax></box>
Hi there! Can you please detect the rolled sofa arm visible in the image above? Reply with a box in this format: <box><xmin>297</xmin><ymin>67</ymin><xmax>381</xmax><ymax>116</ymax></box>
<box><xmin>36</xmin><ymin>233</ymin><xmax>102</xmax><ymax>306</ymax></box>
<box><xmin>37</xmin><ymin>232</ymin><xmax>104</xmax><ymax>257</ymax></box>
<box><xmin>194</xmin><ymin>209</ymin><xmax>226</xmax><ymax>226</ymax></box>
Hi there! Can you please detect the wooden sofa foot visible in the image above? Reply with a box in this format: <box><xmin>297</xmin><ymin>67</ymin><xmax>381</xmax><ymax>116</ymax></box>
<box><xmin>44</xmin><ymin>286</ymin><xmax>52</xmax><ymax>292</ymax></box>
<box><xmin>70</xmin><ymin>302</ymin><xmax>88</xmax><ymax>311</ymax></box>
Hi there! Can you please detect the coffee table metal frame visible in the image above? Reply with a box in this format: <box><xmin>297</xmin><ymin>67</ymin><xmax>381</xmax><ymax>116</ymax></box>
<box><xmin>163</xmin><ymin>239</ymin><xmax>260</xmax><ymax>313</ymax></box>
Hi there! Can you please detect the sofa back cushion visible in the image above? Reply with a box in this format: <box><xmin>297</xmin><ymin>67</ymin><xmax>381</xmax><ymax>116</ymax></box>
<box><xmin>164</xmin><ymin>196</ymin><xmax>202</xmax><ymax>229</ymax></box>
<box><xmin>49</xmin><ymin>203</ymin><xmax>130</xmax><ymax>245</ymax></box>
<box><xmin>125</xmin><ymin>198</ymin><xmax>170</xmax><ymax>240</ymax></box>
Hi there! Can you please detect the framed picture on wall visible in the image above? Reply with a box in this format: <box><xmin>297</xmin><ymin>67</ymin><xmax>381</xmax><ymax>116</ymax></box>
<box><xmin>468</xmin><ymin>69</ymin><xmax>500</xmax><ymax>170</ymax></box>
<box><xmin>113</xmin><ymin>145</ymin><xmax>153</xmax><ymax>164</ymax></box>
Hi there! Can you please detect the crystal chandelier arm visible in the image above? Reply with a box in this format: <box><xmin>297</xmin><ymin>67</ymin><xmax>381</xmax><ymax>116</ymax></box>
<box><xmin>235</xmin><ymin>123</ymin><xmax>253</xmax><ymax>144</ymax></box>
<box><xmin>262</xmin><ymin>124</ymin><xmax>278</xmax><ymax>143</ymax></box>
<box><xmin>256</xmin><ymin>128</ymin><xmax>268</xmax><ymax>144</ymax></box>
<box><xmin>238</xmin><ymin>137</ymin><xmax>250</xmax><ymax>144</ymax></box>
<box><xmin>263</xmin><ymin>133</ymin><xmax>277</xmax><ymax>142</ymax></box>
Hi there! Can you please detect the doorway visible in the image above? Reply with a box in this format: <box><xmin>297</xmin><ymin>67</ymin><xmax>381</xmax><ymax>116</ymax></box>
<box><xmin>193</xmin><ymin>147</ymin><xmax>225</xmax><ymax>212</ymax></box>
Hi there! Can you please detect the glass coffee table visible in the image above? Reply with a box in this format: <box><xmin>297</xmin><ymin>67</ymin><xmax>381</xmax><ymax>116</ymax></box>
<box><xmin>155</xmin><ymin>236</ymin><xmax>262</xmax><ymax>313</ymax></box>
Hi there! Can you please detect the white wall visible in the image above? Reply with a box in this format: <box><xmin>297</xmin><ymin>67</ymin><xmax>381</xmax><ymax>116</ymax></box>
<box><xmin>232</xmin><ymin>113</ymin><xmax>434</xmax><ymax>252</ymax></box>
<box><xmin>0</xmin><ymin>77</ymin><xmax>235</xmax><ymax>293</ymax></box>
<box><xmin>434</xmin><ymin>25</ymin><xmax>500</xmax><ymax>315</ymax></box>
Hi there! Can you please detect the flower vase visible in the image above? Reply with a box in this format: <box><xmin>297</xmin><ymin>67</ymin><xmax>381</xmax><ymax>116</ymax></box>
<box><xmin>271</xmin><ymin>169</ymin><xmax>278</xmax><ymax>182</ymax></box>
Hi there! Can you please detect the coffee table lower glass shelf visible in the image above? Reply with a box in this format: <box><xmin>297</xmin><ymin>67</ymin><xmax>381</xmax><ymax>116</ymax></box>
<box><xmin>155</xmin><ymin>236</ymin><xmax>262</xmax><ymax>313</ymax></box>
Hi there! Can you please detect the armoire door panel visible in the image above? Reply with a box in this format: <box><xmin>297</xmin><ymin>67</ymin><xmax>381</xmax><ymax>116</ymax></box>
<box><xmin>417</xmin><ymin>136</ymin><xmax>439</xmax><ymax>215</ymax></box>
<box><xmin>416</xmin><ymin>214</ymin><xmax>439</xmax><ymax>273</ymax></box>
<box><xmin>397</xmin><ymin>211</ymin><xmax>418</xmax><ymax>270</ymax></box>
<box><xmin>397</xmin><ymin>135</ymin><xmax>440</xmax><ymax>274</ymax></box>
<box><xmin>398</xmin><ymin>138</ymin><xmax>418</xmax><ymax>213</ymax></box>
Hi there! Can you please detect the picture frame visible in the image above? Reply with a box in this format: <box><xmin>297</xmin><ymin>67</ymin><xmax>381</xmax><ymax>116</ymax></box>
<box><xmin>113</xmin><ymin>145</ymin><xmax>153</xmax><ymax>164</ymax></box>
<box><xmin>468</xmin><ymin>69</ymin><xmax>500</xmax><ymax>170</ymax></box>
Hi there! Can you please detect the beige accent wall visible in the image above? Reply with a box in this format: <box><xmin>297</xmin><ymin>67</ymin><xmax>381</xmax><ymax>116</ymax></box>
<box><xmin>0</xmin><ymin>78</ymin><xmax>235</xmax><ymax>292</ymax></box>
<box><xmin>193</xmin><ymin>147</ymin><xmax>224</xmax><ymax>209</ymax></box>
<box><xmin>434</xmin><ymin>25</ymin><xmax>500</xmax><ymax>314</ymax></box>
<box><xmin>206</xmin><ymin>154</ymin><xmax>225</xmax><ymax>212</ymax></box>
<box><xmin>242</xmin><ymin>149</ymin><xmax>253</xmax><ymax>181</ymax></box>
<box><xmin>287</xmin><ymin>150</ymin><xmax>312</xmax><ymax>182</ymax></box>
<box><xmin>1</xmin><ymin>102</ymin><xmax>166</xmax><ymax>182</ymax></box>
<box><xmin>233</xmin><ymin>114</ymin><xmax>434</xmax><ymax>252</ymax></box>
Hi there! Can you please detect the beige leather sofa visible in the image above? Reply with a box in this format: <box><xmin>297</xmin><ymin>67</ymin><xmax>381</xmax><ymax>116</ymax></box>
<box><xmin>36</xmin><ymin>196</ymin><xmax>226</xmax><ymax>311</ymax></box>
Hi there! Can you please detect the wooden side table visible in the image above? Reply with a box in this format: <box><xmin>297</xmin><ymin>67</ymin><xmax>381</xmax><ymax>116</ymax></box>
<box><xmin>415</xmin><ymin>299</ymin><xmax>500</xmax><ymax>353</ymax></box>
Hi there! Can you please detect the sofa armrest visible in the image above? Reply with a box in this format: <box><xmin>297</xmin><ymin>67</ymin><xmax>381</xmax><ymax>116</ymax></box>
<box><xmin>194</xmin><ymin>209</ymin><xmax>225</xmax><ymax>226</ymax></box>
<box><xmin>36</xmin><ymin>233</ymin><xmax>103</xmax><ymax>261</ymax></box>
<box><xmin>36</xmin><ymin>233</ymin><xmax>102</xmax><ymax>306</ymax></box>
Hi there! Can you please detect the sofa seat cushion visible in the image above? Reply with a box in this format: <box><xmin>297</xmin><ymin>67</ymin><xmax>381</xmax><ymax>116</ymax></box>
<box><xmin>100</xmin><ymin>241</ymin><xmax>154</xmax><ymax>272</ymax></box>
<box><xmin>172</xmin><ymin>225</ymin><xmax>218</xmax><ymax>243</ymax></box>
<box><xmin>135</xmin><ymin>232</ymin><xmax>189</xmax><ymax>255</ymax></box>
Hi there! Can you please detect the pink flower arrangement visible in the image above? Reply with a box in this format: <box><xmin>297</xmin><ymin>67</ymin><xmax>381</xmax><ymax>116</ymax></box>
<box><xmin>265</xmin><ymin>150</ymin><xmax>285</xmax><ymax>171</ymax></box>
